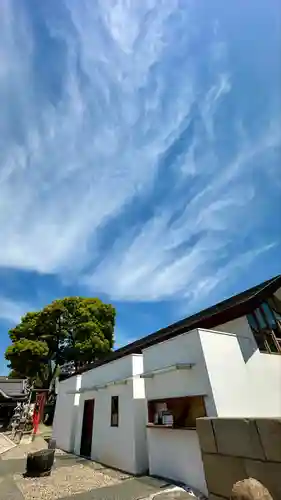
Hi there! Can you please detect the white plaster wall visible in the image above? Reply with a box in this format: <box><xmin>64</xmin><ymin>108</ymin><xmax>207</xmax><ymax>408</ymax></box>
<box><xmin>93</xmin><ymin>382</ymin><xmax>135</xmax><ymax>472</ymax></box>
<box><xmin>143</xmin><ymin>324</ymin><xmax>280</xmax><ymax>493</ymax></box>
<box><xmin>247</xmin><ymin>352</ymin><xmax>281</xmax><ymax>416</ymax></box>
<box><xmin>143</xmin><ymin>330</ymin><xmax>216</xmax><ymax>494</ymax></box>
<box><xmin>147</xmin><ymin>428</ymin><xmax>207</xmax><ymax>495</ymax></box>
<box><xmin>52</xmin><ymin>375</ymin><xmax>81</xmax><ymax>452</ymax></box>
<box><xmin>74</xmin><ymin>381</ymin><xmax>139</xmax><ymax>473</ymax></box>
<box><xmin>80</xmin><ymin>355</ymin><xmax>136</xmax><ymax>390</ymax></box>
<box><xmin>132</xmin><ymin>376</ymin><xmax>149</xmax><ymax>473</ymax></box>
<box><xmin>142</xmin><ymin>329</ymin><xmax>217</xmax><ymax>416</ymax></box>
<box><xmin>73</xmin><ymin>355</ymin><xmax>148</xmax><ymax>474</ymax></box>
<box><xmin>199</xmin><ymin>328</ymin><xmax>281</xmax><ymax>417</ymax></box>
<box><xmin>132</xmin><ymin>354</ymin><xmax>144</xmax><ymax>375</ymax></box>
<box><xmin>199</xmin><ymin>329</ymin><xmax>253</xmax><ymax>417</ymax></box>
<box><xmin>215</xmin><ymin>316</ymin><xmax>258</xmax><ymax>361</ymax></box>
<box><xmin>215</xmin><ymin>316</ymin><xmax>254</xmax><ymax>339</ymax></box>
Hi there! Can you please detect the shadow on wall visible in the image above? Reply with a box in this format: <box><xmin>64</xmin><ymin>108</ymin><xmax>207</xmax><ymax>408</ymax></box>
<box><xmin>237</xmin><ymin>336</ymin><xmax>258</xmax><ymax>363</ymax></box>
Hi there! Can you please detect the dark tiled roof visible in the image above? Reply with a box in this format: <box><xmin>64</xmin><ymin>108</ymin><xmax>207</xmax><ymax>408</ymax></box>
<box><xmin>0</xmin><ymin>388</ymin><xmax>28</xmax><ymax>401</ymax></box>
<box><xmin>62</xmin><ymin>274</ymin><xmax>281</xmax><ymax>379</ymax></box>
<box><xmin>0</xmin><ymin>378</ymin><xmax>27</xmax><ymax>399</ymax></box>
<box><xmin>0</xmin><ymin>377</ymin><xmax>26</xmax><ymax>382</ymax></box>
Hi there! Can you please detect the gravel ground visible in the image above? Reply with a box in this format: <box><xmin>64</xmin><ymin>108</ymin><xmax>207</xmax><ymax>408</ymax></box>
<box><xmin>14</xmin><ymin>462</ymin><xmax>128</xmax><ymax>500</ymax></box>
<box><xmin>1</xmin><ymin>434</ymin><xmax>177</xmax><ymax>500</ymax></box>
<box><xmin>1</xmin><ymin>435</ymin><xmax>131</xmax><ymax>499</ymax></box>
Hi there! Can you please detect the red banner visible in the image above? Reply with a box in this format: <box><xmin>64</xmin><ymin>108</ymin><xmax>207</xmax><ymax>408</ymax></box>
<box><xmin>32</xmin><ymin>392</ymin><xmax>46</xmax><ymax>435</ymax></box>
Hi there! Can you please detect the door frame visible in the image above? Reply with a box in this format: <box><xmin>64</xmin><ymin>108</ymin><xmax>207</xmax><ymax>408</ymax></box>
<box><xmin>80</xmin><ymin>398</ymin><xmax>95</xmax><ymax>458</ymax></box>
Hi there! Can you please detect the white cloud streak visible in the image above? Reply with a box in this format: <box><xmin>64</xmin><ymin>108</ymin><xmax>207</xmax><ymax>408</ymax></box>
<box><xmin>0</xmin><ymin>0</ymin><xmax>280</xmax><ymax>302</ymax></box>
<box><xmin>0</xmin><ymin>297</ymin><xmax>28</xmax><ymax>324</ymax></box>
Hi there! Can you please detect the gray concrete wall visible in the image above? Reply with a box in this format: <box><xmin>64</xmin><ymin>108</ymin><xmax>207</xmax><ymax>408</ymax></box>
<box><xmin>196</xmin><ymin>417</ymin><xmax>281</xmax><ymax>499</ymax></box>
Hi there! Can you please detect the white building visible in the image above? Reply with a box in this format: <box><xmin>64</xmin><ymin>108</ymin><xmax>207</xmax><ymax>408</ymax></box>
<box><xmin>53</xmin><ymin>275</ymin><xmax>281</xmax><ymax>493</ymax></box>
<box><xmin>142</xmin><ymin>323</ymin><xmax>281</xmax><ymax>494</ymax></box>
<box><xmin>52</xmin><ymin>373</ymin><xmax>81</xmax><ymax>453</ymax></box>
<box><xmin>53</xmin><ymin>354</ymin><xmax>148</xmax><ymax>475</ymax></box>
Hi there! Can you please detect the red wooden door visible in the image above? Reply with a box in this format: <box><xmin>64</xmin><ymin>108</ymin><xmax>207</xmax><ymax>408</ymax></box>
<box><xmin>80</xmin><ymin>399</ymin><xmax>95</xmax><ymax>457</ymax></box>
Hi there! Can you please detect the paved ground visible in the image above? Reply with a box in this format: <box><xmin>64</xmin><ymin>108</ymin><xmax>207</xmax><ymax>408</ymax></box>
<box><xmin>0</xmin><ymin>433</ymin><xmax>16</xmax><ymax>455</ymax></box>
<box><xmin>0</xmin><ymin>435</ymin><xmax>184</xmax><ymax>500</ymax></box>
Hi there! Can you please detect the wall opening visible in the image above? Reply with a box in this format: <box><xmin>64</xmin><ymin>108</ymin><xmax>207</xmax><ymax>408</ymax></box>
<box><xmin>80</xmin><ymin>399</ymin><xmax>95</xmax><ymax>457</ymax></box>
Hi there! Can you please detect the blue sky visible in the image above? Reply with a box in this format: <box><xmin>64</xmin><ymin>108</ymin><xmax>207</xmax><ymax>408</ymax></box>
<box><xmin>0</xmin><ymin>0</ymin><xmax>280</xmax><ymax>374</ymax></box>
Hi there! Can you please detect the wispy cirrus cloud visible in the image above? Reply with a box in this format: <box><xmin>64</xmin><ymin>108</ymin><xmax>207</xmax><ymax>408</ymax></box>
<box><xmin>0</xmin><ymin>297</ymin><xmax>28</xmax><ymax>324</ymax></box>
<box><xmin>0</xmin><ymin>0</ymin><xmax>280</xmax><ymax>305</ymax></box>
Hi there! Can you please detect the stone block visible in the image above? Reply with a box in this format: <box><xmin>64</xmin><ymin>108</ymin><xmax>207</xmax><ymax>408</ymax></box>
<box><xmin>245</xmin><ymin>459</ymin><xmax>281</xmax><ymax>499</ymax></box>
<box><xmin>208</xmin><ymin>494</ymin><xmax>227</xmax><ymax>500</ymax></box>
<box><xmin>196</xmin><ymin>418</ymin><xmax>217</xmax><ymax>453</ymax></box>
<box><xmin>212</xmin><ymin>418</ymin><xmax>265</xmax><ymax>460</ymax></box>
<box><xmin>202</xmin><ymin>453</ymin><xmax>247</xmax><ymax>498</ymax></box>
<box><xmin>255</xmin><ymin>419</ymin><xmax>281</xmax><ymax>462</ymax></box>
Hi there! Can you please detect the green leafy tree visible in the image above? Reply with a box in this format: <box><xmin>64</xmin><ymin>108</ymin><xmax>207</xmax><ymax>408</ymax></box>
<box><xmin>5</xmin><ymin>298</ymin><xmax>115</xmax><ymax>388</ymax></box>
<box><xmin>8</xmin><ymin>370</ymin><xmax>24</xmax><ymax>379</ymax></box>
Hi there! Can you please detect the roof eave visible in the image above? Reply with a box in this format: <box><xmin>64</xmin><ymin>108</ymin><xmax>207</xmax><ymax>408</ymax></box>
<box><xmin>61</xmin><ymin>274</ymin><xmax>281</xmax><ymax>380</ymax></box>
